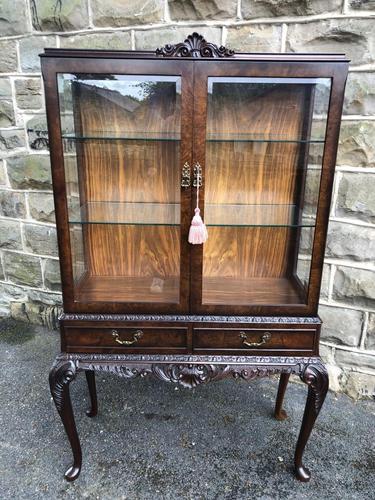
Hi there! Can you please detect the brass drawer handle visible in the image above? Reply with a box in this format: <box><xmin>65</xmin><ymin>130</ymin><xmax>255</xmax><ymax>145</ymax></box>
<box><xmin>112</xmin><ymin>329</ymin><xmax>143</xmax><ymax>345</ymax></box>
<box><xmin>239</xmin><ymin>331</ymin><xmax>271</xmax><ymax>348</ymax></box>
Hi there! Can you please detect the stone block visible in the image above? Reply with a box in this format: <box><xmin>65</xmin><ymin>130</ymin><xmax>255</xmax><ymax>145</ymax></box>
<box><xmin>242</xmin><ymin>0</ymin><xmax>341</xmax><ymax>17</ymax></box>
<box><xmin>0</xmin><ymin>190</ymin><xmax>26</xmax><ymax>218</ymax></box>
<box><xmin>26</xmin><ymin>114</ymin><xmax>49</xmax><ymax>150</ymax></box>
<box><xmin>344</xmin><ymin>72</ymin><xmax>375</xmax><ymax>115</ymax></box>
<box><xmin>0</xmin><ymin>40</ymin><xmax>17</xmax><ymax>73</ymax></box>
<box><xmin>226</xmin><ymin>25</ymin><xmax>281</xmax><ymax>52</ymax></box>
<box><xmin>169</xmin><ymin>0</ymin><xmax>237</xmax><ymax>20</ymax></box>
<box><xmin>19</xmin><ymin>36</ymin><xmax>56</xmax><ymax>73</ymax></box>
<box><xmin>335</xmin><ymin>348</ymin><xmax>375</xmax><ymax>372</ymax></box>
<box><xmin>60</xmin><ymin>32</ymin><xmax>132</xmax><ymax>50</ymax></box>
<box><xmin>319</xmin><ymin>304</ymin><xmax>363</xmax><ymax>347</ymax></box>
<box><xmin>344</xmin><ymin>371</ymin><xmax>375</xmax><ymax>401</ymax></box>
<box><xmin>24</xmin><ymin>224</ymin><xmax>58</xmax><ymax>257</ymax></box>
<box><xmin>134</xmin><ymin>27</ymin><xmax>222</xmax><ymax>50</ymax></box>
<box><xmin>336</xmin><ymin>173</ymin><xmax>375</xmax><ymax>223</ymax></box>
<box><xmin>333</xmin><ymin>266</ymin><xmax>375</xmax><ymax>308</ymax></box>
<box><xmin>0</xmin><ymin>283</ymin><xmax>28</xmax><ymax>316</ymax></box>
<box><xmin>31</xmin><ymin>0</ymin><xmax>89</xmax><ymax>31</ymax></box>
<box><xmin>0</xmin><ymin>100</ymin><xmax>15</xmax><ymax>127</ymax></box>
<box><xmin>337</xmin><ymin>121</ymin><xmax>375</xmax><ymax>168</ymax></box>
<box><xmin>28</xmin><ymin>192</ymin><xmax>55</xmax><ymax>222</ymax></box>
<box><xmin>0</xmin><ymin>220</ymin><xmax>22</xmax><ymax>249</ymax></box>
<box><xmin>296</xmin><ymin>260</ymin><xmax>329</xmax><ymax>297</ymax></box>
<box><xmin>326</xmin><ymin>222</ymin><xmax>375</xmax><ymax>262</ymax></box>
<box><xmin>10</xmin><ymin>300</ymin><xmax>62</xmax><ymax>328</ymax></box>
<box><xmin>321</xmin><ymin>264</ymin><xmax>330</xmax><ymax>299</ymax></box>
<box><xmin>0</xmin><ymin>130</ymin><xmax>26</xmax><ymax>152</ymax></box>
<box><xmin>365</xmin><ymin>313</ymin><xmax>375</xmax><ymax>350</ymax></box>
<box><xmin>286</xmin><ymin>19</ymin><xmax>375</xmax><ymax>66</ymax></box>
<box><xmin>349</xmin><ymin>0</ymin><xmax>375</xmax><ymax>10</ymax></box>
<box><xmin>303</xmin><ymin>168</ymin><xmax>321</xmax><ymax>216</ymax></box>
<box><xmin>0</xmin><ymin>79</ymin><xmax>12</xmax><ymax>97</ymax></box>
<box><xmin>15</xmin><ymin>78</ymin><xmax>43</xmax><ymax>110</ymax></box>
<box><xmin>3</xmin><ymin>252</ymin><xmax>43</xmax><ymax>287</ymax></box>
<box><xmin>7</xmin><ymin>155</ymin><xmax>52</xmax><ymax>190</ymax></box>
<box><xmin>0</xmin><ymin>161</ymin><xmax>6</xmax><ymax>186</ymax></box>
<box><xmin>92</xmin><ymin>0</ymin><xmax>164</xmax><ymax>27</ymax></box>
<box><xmin>0</xmin><ymin>0</ymin><xmax>29</xmax><ymax>35</ymax></box>
<box><xmin>10</xmin><ymin>302</ymin><xmax>44</xmax><ymax>326</ymax></box>
<box><xmin>27</xmin><ymin>288</ymin><xmax>62</xmax><ymax>305</ymax></box>
<box><xmin>44</xmin><ymin>259</ymin><xmax>61</xmax><ymax>291</ymax></box>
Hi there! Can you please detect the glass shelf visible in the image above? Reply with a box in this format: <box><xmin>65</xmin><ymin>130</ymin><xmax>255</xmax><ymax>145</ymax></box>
<box><xmin>68</xmin><ymin>202</ymin><xmax>181</xmax><ymax>226</ymax></box>
<box><xmin>68</xmin><ymin>201</ymin><xmax>315</xmax><ymax>228</ymax></box>
<box><xmin>207</xmin><ymin>132</ymin><xmax>324</xmax><ymax>144</ymax></box>
<box><xmin>62</xmin><ymin>131</ymin><xmax>180</xmax><ymax>142</ymax></box>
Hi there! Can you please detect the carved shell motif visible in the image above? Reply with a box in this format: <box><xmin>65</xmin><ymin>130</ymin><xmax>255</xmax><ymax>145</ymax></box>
<box><xmin>156</xmin><ymin>32</ymin><xmax>235</xmax><ymax>58</ymax></box>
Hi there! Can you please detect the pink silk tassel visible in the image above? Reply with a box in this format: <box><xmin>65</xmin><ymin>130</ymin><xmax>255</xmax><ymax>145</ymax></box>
<box><xmin>188</xmin><ymin>171</ymin><xmax>208</xmax><ymax>244</ymax></box>
<box><xmin>188</xmin><ymin>207</ymin><xmax>208</xmax><ymax>244</ymax></box>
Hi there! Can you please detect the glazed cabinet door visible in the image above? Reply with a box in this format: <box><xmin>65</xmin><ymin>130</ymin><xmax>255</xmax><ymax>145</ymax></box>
<box><xmin>190</xmin><ymin>60</ymin><xmax>347</xmax><ymax>315</ymax></box>
<box><xmin>43</xmin><ymin>58</ymin><xmax>193</xmax><ymax>313</ymax></box>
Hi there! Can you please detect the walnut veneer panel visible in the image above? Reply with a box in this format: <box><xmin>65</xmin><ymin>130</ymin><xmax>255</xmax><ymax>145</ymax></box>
<box><xmin>75</xmin><ymin>275</ymin><xmax>180</xmax><ymax>303</ymax></box>
<box><xmin>202</xmin><ymin>276</ymin><xmax>302</xmax><ymax>305</ymax></box>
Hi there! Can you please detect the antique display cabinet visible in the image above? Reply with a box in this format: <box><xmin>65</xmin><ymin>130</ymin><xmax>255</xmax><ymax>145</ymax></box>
<box><xmin>41</xmin><ymin>33</ymin><xmax>348</xmax><ymax>482</ymax></box>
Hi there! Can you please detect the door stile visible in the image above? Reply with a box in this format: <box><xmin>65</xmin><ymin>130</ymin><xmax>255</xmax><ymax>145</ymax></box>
<box><xmin>189</xmin><ymin>60</ymin><xmax>210</xmax><ymax>312</ymax></box>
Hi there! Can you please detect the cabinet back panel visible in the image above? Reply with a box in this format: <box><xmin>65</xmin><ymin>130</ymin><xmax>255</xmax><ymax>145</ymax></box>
<box><xmin>204</xmin><ymin>84</ymin><xmax>308</xmax><ymax>282</ymax></box>
<box><xmin>85</xmin><ymin>224</ymin><xmax>180</xmax><ymax>278</ymax></box>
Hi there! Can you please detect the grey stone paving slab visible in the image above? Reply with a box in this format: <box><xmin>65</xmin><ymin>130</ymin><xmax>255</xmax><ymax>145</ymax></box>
<box><xmin>0</xmin><ymin>319</ymin><xmax>374</xmax><ymax>499</ymax></box>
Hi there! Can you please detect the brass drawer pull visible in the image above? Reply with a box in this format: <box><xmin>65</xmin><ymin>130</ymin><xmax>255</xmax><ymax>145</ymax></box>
<box><xmin>112</xmin><ymin>329</ymin><xmax>143</xmax><ymax>345</ymax></box>
<box><xmin>239</xmin><ymin>331</ymin><xmax>271</xmax><ymax>347</ymax></box>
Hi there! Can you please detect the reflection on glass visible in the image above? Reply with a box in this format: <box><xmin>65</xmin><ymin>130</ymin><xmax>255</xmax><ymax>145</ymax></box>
<box><xmin>202</xmin><ymin>77</ymin><xmax>331</xmax><ymax>306</ymax></box>
<box><xmin>58</xmin><ymin>73</ymin><xmax>182</xmax><ymax>303</ymax></box>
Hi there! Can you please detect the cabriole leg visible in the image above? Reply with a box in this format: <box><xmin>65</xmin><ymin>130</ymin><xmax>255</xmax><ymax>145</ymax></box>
<box><xmin>294</xmin><ymin>363</ymin><xmax>329</xmax><ymax>482</ymax></box>
<box><xmin>85</xmin><ymin>370</ymin><xmax>98</xmax><ymax>417</ymax></box>
<box><xmin>49</xmin><ymin>359</ymin><xmax>82</xmax><ymax>481</ymax></box>
<box><xmin>274</xmin><ymin>372</ymin><xmax>290</xmax><ymax>420</ymax></box>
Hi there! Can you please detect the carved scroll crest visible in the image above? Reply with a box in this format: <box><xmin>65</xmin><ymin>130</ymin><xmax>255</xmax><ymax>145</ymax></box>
<box><xmin>156</xmin><ymin>32</ymin><xmax>235</xmax><ymax>58</ymax></box>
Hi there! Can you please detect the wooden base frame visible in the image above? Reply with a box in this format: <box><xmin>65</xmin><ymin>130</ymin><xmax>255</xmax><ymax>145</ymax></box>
<box><xmin>49</xmin><ymin>353</ymin><xmax>328</xmax><ymax>482</ymax></box>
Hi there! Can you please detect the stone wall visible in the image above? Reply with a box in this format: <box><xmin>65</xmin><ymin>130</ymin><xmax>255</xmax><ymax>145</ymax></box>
<box><xmin>0</xmin><ymin>0</ymin><xmax>374</xmax><ymax>398</ymax></box>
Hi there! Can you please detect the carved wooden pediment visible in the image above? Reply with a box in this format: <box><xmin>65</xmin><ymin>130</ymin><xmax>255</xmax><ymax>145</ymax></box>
<box><xmin>156</xmin><ymin>32</ymin><xmax>235</xmax><ymax>58</ymax></box>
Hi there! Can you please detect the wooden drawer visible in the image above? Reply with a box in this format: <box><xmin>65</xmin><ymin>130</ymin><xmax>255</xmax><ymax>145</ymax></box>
<box><xmin>193</xmin><ymin>327</ymin><xmax>316</xmax><ymax>353</ymax></box>
<box><xmin>63</xmin><ymin>326</ymin><xmax>188</xmax><ymax>353</ymax></box>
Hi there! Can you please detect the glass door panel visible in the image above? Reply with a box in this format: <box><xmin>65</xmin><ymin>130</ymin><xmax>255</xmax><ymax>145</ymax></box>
<box><xmin>202</xmin><ymin>77</ymin><xmax>331</xmax><ymax>306</ymax></box>
<box><xmin>58</xmin><ymin>74</ymin><xmax>183</xmax><ymax>304</ymax></box>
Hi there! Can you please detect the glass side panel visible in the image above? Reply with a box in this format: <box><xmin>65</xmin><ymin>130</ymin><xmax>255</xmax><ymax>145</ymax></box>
<box><xmin>58</xmin><ymin>74</ymin><xmax>182</xmax><ymax>304</ymax></box>
<box><xmin>202</xmin><ymin>77</ymin><xmax>331</xmax><ymax>306</ymax></box>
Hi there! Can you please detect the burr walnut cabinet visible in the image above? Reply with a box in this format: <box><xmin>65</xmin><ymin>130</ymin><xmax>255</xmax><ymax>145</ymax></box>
<box><xmin>41</xmin><ymin>33</ymin><xmax>348</xmax><ymax>482</ymax></box>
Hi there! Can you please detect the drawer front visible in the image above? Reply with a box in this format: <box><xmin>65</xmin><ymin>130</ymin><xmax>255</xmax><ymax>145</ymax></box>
<box><xmin>64</xmin><ymin>326</ymin><xmax>188</xmax><ymax>352</ymax></box>
<box><xmin>193</xmin><ymin>327</ymin><xmax>316</xmax><ymax>352</ymax></box>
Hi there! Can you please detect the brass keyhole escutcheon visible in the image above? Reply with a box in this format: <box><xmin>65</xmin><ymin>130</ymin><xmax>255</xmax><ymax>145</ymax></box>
<box><xmin>112</xmin><ymin>329</ymin><xmax>143</xmax><ymax>345</ymax></box>
<box><xmin>181</xmin><ymin>162</ymin><xmax>191</xmax><ymax>188</ymax></box>
<box><xmin>239</xmin><ymin>331</ymin><xmax>271</xmax><ymax>348</ymax></box>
